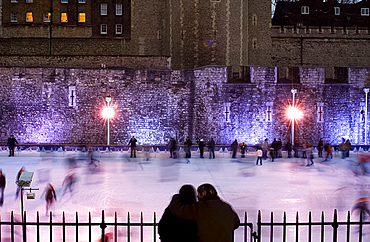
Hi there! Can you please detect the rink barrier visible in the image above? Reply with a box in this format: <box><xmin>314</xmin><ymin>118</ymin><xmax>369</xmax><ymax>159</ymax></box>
<box><xmin>1</xmin><ymin>209</ymin><xmax>370</xmax><ymax>241</ymax></box>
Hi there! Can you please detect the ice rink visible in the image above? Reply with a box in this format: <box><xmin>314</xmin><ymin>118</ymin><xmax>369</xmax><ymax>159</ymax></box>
<box><xmin>0</xmin><ymin>147</ymin><xmax>369</xmax><ymax>241</ymax></box>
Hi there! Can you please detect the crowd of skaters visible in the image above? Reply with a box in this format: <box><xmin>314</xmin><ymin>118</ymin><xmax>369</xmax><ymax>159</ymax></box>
<box><xmin>1</xmin><ymin>134</ymin><xmax>370</xmax><ymax>241</ymax></box>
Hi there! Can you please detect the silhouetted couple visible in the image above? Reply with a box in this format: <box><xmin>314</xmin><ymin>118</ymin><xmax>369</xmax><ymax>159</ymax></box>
<box><xmin>158</xmin><ymin>183</ymin><xmax>240</xmax><ymax>242</ymax></box>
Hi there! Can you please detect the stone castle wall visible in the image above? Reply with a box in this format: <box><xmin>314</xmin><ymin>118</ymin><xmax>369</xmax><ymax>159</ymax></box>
<box><xmin>271</xmin><ymin>26</ymin><xmax>370</xmax><ymax>75</ymax></box>
<box><xmin>1</xmin><ymin>65</ymin><xmax>369</xmax><ymax>146</ymax></box>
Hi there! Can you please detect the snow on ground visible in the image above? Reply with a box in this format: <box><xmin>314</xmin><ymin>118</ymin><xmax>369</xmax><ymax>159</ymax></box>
<box><xmin>0</xmin><ymin>148</ymin><xmax>369</xmax><ymax>241</ymax></box>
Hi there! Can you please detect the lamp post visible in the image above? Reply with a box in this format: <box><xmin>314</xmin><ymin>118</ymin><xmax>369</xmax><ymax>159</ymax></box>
<box><xmin>103</xmin><ymin>95</ymin><xmax>112</xmax><ymax>146</ymax></box>
<box><xmin>291</xmin><ymin>89</ymin><xmax>297</xmax><ymax>146</ymax></box>
<box><xmin>364</xmin><ymin>88</ymin><xmax>369</xmax><ymax>145</ymax></box>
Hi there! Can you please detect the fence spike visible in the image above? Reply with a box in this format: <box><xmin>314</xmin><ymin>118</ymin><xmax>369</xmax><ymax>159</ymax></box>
<box><xmin>321</xmin><ymin>211</ymin><xmax>324</xmax><ymax>242</ymax></box>
<box><xmin>296</xmin><ymin>211</ymin><xmax>299</xmax><ymax>242</ymax></box>
<box><xmin>115</xmin><ymin>212</ymin><xmax>118</xmax><ymax>242</ymax></box>
<box><xmin>283</xmin><ymin>212</ymin><xmax>286</xmax><ymax>242</ymax></box>
<box><xmin>22</xmin><ymin>211</ymin><xmax>27</xmax><ymax>242</ymax></box>
<box><xmin>333</xmin><ymin>209</ymin><xmax>338</xmax><ymax>242</ymax></box>
<box><xmin>308</xmin><ymin>211</ymin><xmax>312</xmax><ymax>242</ymax></box>
<box><xmin>36</xmin><ymin>211</ymin><xmax>40</xmax><ymax>242</ymax></box>
<box><xmin>346</xmin><ymin>211</ymin><xmax>350</xmax><ymax>242</ymax></box>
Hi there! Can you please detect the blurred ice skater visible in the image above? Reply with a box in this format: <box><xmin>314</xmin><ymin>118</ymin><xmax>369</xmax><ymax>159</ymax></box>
<box><xmin>0</xmin><ymin>170</ymin><xmax>6</xmax><ymax>206</ymax></box>
<box><xmin>41</xmin><ymin>183</ymin><xmax>57</xmax><ymax>215</ymax></box>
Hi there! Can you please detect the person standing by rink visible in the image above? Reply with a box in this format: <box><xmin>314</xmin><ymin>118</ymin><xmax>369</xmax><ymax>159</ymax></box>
<box><xmin>208</xmin><ymin>138</ymin><xmax>215</xmax><ymax>159</ymax></box>
<box><xmin>41</xmin><ymin>183</ymin><xmax>57</xmax><ymax>215</ymax></box>
<box><xmin>277</xmin><ymin>138</ymin><xmax>283</xmax><ymax>158</ymax></box>
<box><xmin>239</xmin><ymin>142</ymin><xmax>247</xmax><ymax>158</ymax></box>
<box><xmin>324</xmin><ymin>142</ymin><xmax>333</xmax><ymax>161</ymax></box>
<box><xmin>7</xmin><ymin>135</ymin><xmax>18</xmax><ymax>157</ymax></box>
<box><xmin>231</xmin><ymin>139</ymin><xmax>238</xmax><ymax>158</ymax></box>
<box><xmin>261</xmin><ymin>139</ymin><xmax>269</xmax><ymax>159</ymax></box>
<box><xmin>198</xmin><ymin>139</ymin><xmax>205</xmax><ymax>158</ymax></box>
<box><xmin>128</xmin><ymin>136</ymin><xmax>137</xmax><ymax>158</ymax></box>
<box><xmin>184</xmin><ymin>137</ymin><xmax>192</xmax><ymax>159</ymax></box>
<box><xmin>0</xmin><ymin>170</ymin><xmax>6</xmax><ymax>206</ymax></box>
<box><xmin>256</xmin><ymin>147</ymin><xmax>263</xmax><ymax>165</ymax></box>
<box><xmin>285</xmin><ymin>141</ymin><xmax>292</xmax><ymax>158</ymax></box>
<box><xmin>169</xmin><ymin>138</ymin><xmax>177</xmax><ymax>159</ymax></box>
<box><xmin>318</xmin><ymin>138</ymin><xmax>324</xmax><ymax>158</ymax></box>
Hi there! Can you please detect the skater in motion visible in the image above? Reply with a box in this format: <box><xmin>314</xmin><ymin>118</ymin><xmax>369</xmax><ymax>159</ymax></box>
<box><xmin>15</xmin><ymin>166</ymin><xmax>25</xmax><ymax>199</ymax></box>
<box><xmin>352</xmin><ymin>197</ymin><xmax>370</xmax><ymax>221</ymax></box>
<box><xmin>62</xmin><ymin>171</ymin><xmax>76</xmax><ymax>197</ymax></box>
<box><xmin>41</xmin><ymin>183</ymin><xmax>57</xmax><ymax>215</ymax></box>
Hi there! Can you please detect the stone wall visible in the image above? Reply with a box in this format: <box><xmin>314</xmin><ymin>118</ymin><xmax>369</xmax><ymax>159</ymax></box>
<box><xmin>1</xmin><ymin>65</ymin><xmax>370</xmax><ymax>146</ymax></box>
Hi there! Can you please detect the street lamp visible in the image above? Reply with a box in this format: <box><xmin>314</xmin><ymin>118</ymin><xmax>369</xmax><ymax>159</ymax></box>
<box><xmin>364</xmin><ymin>88</ymin><xmax>369</xmax><ymax>145</ymax></box>
<box><xmin>290</xmin><ymin>89</ymin><xmax>298</xmax><ymax>146</ymax></box>
<box><xmin>102</xmin><ymin>96</ymin><xmax>114</xmax><ymax>146</ymax></box>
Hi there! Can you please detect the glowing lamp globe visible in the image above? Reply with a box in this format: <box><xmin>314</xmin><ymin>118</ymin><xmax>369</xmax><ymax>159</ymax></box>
<box><xmin>287</xmin><ymin>106</ymin><xmax>303</xmax><ymax>120</ymax></box>
<box><xmin>102</xmin><ymin>107</ymin><xmax>114</xmax><ymax>119</ymax></box>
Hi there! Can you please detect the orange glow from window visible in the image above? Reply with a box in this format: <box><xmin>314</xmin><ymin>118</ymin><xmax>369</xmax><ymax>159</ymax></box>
<box><xmin>26</xmin><ymin>12</ymin><xmax>33</xmax><ymax>22</ymax></box>
<box><xmin>61</xmin><ymin>13</ymin><xmax>68</xmax><ymax>22</ymax></box>
<box><xmin>79</xmin><ymin>13</ymin><xmax>86</xmax><ymax>22</ymax></box>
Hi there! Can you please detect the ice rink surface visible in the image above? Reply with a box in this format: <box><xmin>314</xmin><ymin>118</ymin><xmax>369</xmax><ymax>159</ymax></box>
<box><xmin>0</xmin><ymin>148</ymin><xmax>369</xmax><ymax>241</ymax></box>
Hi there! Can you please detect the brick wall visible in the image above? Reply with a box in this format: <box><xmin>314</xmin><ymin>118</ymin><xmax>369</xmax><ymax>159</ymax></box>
<box><xmin>1</xmin><ymin>65</ymin><xmax>369</xmax><ymax>146</ymax></box>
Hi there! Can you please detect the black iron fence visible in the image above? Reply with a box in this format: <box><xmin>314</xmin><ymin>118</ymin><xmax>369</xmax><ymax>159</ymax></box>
<box><xmin>1</xmin><ymin>209</ymin><xmax>369</xmax><ymax>242</ymax></box>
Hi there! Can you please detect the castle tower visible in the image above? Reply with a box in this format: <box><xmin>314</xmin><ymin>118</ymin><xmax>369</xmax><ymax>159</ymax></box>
<box><xmin>167</xmin><ymin>0</ymin><xmax>272</xmax><ymax>71</ymax></box>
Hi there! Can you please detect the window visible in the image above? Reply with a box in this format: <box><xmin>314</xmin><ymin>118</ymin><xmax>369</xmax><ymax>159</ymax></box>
<box><xmin>361</xmin><ymin>8</ymin><xmax>369</xmax><ymax>16</ymax></box>
<box><xmin>116</xmin><ymin>4</ymin><xmax>122</xmax><ymax>15</ymax></box>
<box><xmin>61</xmin><ymin>13</ymin><xmax>68</xmax><ymax>22</ymax></box>
<box><xmin>317</xmin><ymin>103</ymin><xmax>324</xmax><ymax>123</ymax></box>
<box><xmin>61</xmin><ymin>0</ymin><xmax>68</xmax><ymax>3</ymax></box>
<box><xmin>26</xmin><ymin>0</ymin><xmax>33</xmax><ymax>3</ymax></box>
<box><xmin>11</xmin><ymin>13</ymin><xmax>17</xmax><ymax>23</ymax></box>
<box><xmin>334</xmin><ymin>7</ymin><xmax>340</xmax><ymax>16</ymax></box>
<box><xmin>11</xmin><ymin>0</ymin><xmax>18</xmax><ymax>3</ymax></box>
<box><xmin>79</xmin><ymin>13</ymin><xmax>86</xmax><ymax>22</ymax></box>
<box><xmin>68</xmin><ymin>86</ymin><xmax>77</xmax><ymax>107</ymax></box>
<box><xmin>101</xmin><ymin>24</ymin><xmax>107</xmax><ymax>34</ymax></box>
<box><xmin>26</xmin><ymin>12</ymin><xmax>33</xmax><ymax>22</ymax></box>
<box><xmin>78</xmin><ymin>0</ymin><xmax>86</xmax><ymax>3</ymax></box>
<box><xmin>116</xmin><ymin>24</ymin><xmax>122</xmax><ymax>34</ymax></box>
<box><xmin>101</xmin><ymin>3</ymin><xmax>107</xmax><ymax>15</ymax></box>
<box><xmin>301</xmin><ymin>6</ymin><xmax>309</xmax><ymax>14</ymax></box>
<box><xmin>43</xmin><ymin>12</ymin><xmax>51</xmax><ymax>22</ymax></box>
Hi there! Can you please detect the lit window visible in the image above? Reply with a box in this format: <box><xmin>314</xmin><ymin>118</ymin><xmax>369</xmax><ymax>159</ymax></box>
<box><xmin>101</xmin><ymin>24</ymin><xmax>107</xmax><ymax>34</ymax></box>
<box><xmin>116</xmin><ymin>24</ymin><xmax>122</xmax><ymax>34</ymax></box>
<box><xmin>78</xmin><ymin>0</ymin><xmax>86</xmax><ymax>3</ymax></box>
<box><xmin>26</xmin><ymin>12</ymin><xmax>33</xmax><ymax>22</ymax></box>
<box><xmin>79</xmin><ymin>13</ymin><xmax>86</xmax><ymax>22</ymax></box>
<box><xmin>301</xmin><ymin>6</ymin><xmax>309</xmax><ymax>14</ymax></box>
<box><xmin>11</xmin><ymin>0</ymin><xmax>18</xmax><ymax>3</ymax></box>
<box><xmin>26</xmin><ymin>0</ymin><xmax>33</xmax><ymax>3</ymax></box>
<box><xmin>61</xmin><ymin>0</ymin><xmax>68</xmax><ymax>3</ymax></box>
<box><xmin>361</xmin><ymin>8</ymin><xmax>369</xmax><ymax>16</ymax></box>
<box><xmin>101</xmin><ymin>3</ymin><xmax>107</xmax><ymax>15</ymax></box>
<box><xmin>334</xmin><ymin>7</ymin><xmax>340</xmax><ymax>16</ymax></box>
<box><xmin>116</xmin><ymin>4</ymin><xmax>122</xmax><ymax>15</ymax></box>
<box><xmin>11</xmin><ymin>13</ymin><xmax>17</xmax><ymax>23</ymax></box>
<box><xmin>61</xmin><ymin>13</ymin><xmax>68</xmax><ymax>22</ymax></box>
<box><xmin>43</xmin><ymin>12</ymin><xmax>51</xmax><ymax>22</ymax></box>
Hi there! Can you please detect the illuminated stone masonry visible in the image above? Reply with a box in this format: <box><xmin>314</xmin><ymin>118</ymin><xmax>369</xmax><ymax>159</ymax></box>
<box><xmin>0</xmin><ymin>66</ymin><xmax>369</xmax><ymax>146</ymax></box>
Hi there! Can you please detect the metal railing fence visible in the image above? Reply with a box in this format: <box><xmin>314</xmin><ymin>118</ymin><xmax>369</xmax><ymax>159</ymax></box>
<box><xmin>0</xmin><ymin>209</ymin><xmax>369</xmax><ymax>242</ymax></box>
